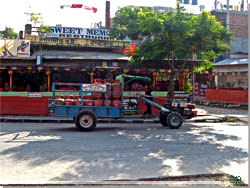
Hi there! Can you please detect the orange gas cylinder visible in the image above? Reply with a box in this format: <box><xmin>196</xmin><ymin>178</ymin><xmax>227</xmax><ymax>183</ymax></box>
<box><xmin>94</xmin><ymin>99</ymin><xmax>103</xmax><ymax>106</ymax></box>
<box><xmin>55</xmin><ymin>95</ymin><xmax>65</xmax><ymax>105</ymax></box>
<box><xmin>112</xmin><ymin>100</ymin><xmax>121</xmax><ymax>107</ymax></box>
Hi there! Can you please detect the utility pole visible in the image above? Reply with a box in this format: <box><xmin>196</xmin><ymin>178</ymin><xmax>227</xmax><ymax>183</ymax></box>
<box><xmin>226</xmin><ymin>0</ymin><xmax>230</xmax><ymax>58</ymax></box>
<box><xmin>226</xmin><ymin>0</ymin><xmax>230</xmax><ymax>30</ymax></box>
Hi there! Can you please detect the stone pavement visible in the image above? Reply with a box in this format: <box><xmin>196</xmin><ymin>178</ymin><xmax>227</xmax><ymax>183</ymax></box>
<box><xmin>194</xmin><ymin>105</ymin><xmax>248</xmax><ymax>124</ymax></box>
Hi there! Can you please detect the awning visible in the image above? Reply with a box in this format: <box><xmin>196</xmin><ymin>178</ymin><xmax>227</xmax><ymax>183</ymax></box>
<box><xmin>32</xmin><ymin>50</ymin><xmax>129</xmax><ymax>61</ymax></box>
<box><xmin>213</xmin><ymin>58</ymin><xmax>248</xmax><ymax>73</ymax></box>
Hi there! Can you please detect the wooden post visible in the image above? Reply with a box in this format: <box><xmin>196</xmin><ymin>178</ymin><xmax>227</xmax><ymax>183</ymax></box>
<box><xmin>46</xmin><ymin>70</ymin><xmax>51</xmax><ymax>92</ymax></box>
<box><xmin>8</xmin><ymin>70</ymin><xmax>13</xmax><ymax>91</ymax></box>
<box><xmin>90</xmin><ymin>72</ymin><xmax>94</xmax><ymax>84</ymax></box>
<box><xmin>153</xmin><ymin>72</ymin><xmax>157</xmax><ymax>87</ymax></box>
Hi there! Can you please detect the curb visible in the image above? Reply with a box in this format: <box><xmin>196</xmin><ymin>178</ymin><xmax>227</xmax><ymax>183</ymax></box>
<box><xmin>0</xmin><ymin>117</ymin><xmax>160</xmax><ymax>124</ymax></box>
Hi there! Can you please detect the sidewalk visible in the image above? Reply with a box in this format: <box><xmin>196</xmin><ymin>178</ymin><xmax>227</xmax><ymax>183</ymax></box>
<box><xmin>194</xmin><ymin>105</ymin><xmax>248</xmax><ymax>124</ymax></box>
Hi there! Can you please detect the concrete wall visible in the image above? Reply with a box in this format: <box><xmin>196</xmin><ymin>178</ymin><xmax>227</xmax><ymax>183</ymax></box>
<box><xmin>217</xmin><ymin>72</ymin><xmax>248</xmax><ymax>88</ymax></box>
<box><xmin>211</xmin><ymin>10</ymin><xmax>248</xmax><ymax>38</ymax></box>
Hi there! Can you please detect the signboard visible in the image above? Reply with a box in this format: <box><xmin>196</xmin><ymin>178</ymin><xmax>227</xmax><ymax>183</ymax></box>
<box><xmin>123</xmin><ymin>98</ymin><xmax>138</xmax><ymax>114</ymax></box>
<box><xmin>82</xmin><ymin>83</ymin><xmax>106</xmax><ymax>92</ymax></box>
<box><xmin>0</xmin><ymin>40</ymin><xmax>30</xmax><ymax>57</ymax></box>
<box><xmin>38</xmin><ymin>37</ymin><xmax>130</xmax><ymax>49</ymax></box>
<box><xmin>47</xmin><ymin>26</ymin><xmax>110</xmax><ymax>40</ymax></box>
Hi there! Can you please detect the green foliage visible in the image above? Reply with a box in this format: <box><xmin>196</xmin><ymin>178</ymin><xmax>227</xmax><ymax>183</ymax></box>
<box><xmin>29</xmin><ymin>13</ymin><xmax>51</xmax><ymax>36</ymax></box>
<box><xmin>111</xmin><ymin>6</ymin><xmax>232</xmax><ymax>99</ymax></box>
<box><xmin>38</xmin><ymin>24</ymin><xmax>51</xmax><ymax>35</ymax></box>
<box><xmin>0</xmin><ymin>27</ymin><xmax>18</xmax><ymax>39</ymax></box>
<box><xmin>110</xmin><ymin>6</ymin><xmax>152</xmax><ymax>40</ymax></box>
<box><xmin>111</xmin><ymin>7</ymin><xmax>232</xmax><ymax>66</ymax></box>
<box><xmin>184</xmin><ymin>81</ymin><xmax>192</xmax><ymax>94</ymax></box>
<box><xmin>30</xmin><ymin>13</ymin><xmax>40</xmax><ymax>26</ymax></box>
<box><xmin>184</xmin><ymin>73</ymin><xmax>192</xmax><ymax>94</ymax></box>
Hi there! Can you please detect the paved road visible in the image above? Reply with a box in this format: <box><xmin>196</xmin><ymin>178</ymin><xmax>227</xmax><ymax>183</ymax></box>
<box><xmin>0</xmin><ymin>122</ymin><xmax>248</xmax><ymax>185</ymax></box>
<box><xmin>1</xmin><ymin>184</ymin><xmax>229</xmax><ymax>188</ymax></box>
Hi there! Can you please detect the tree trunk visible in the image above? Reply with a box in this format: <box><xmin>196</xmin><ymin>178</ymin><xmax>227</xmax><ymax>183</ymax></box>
<box><xmin>168</xmin><ymin>68</ymin><xmax>175</xmax><ymax>101</ymax></box>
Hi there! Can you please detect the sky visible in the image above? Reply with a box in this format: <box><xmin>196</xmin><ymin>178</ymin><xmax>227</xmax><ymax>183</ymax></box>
<box><xmin>0</xmin><ymin>0</ymin><xmax>245</xmax><ymax>32</ymax></box>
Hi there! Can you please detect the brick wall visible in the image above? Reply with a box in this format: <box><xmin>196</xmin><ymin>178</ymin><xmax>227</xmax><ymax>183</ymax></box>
<box><xmin>211</xmin><ymin>10</ymin><xmax>248</xmax><ymax>38</ymax></box>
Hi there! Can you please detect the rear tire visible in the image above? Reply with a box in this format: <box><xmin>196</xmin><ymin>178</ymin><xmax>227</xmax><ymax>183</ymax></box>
<box><xmin>75</xmin><ymin>110</ymin><xmax>97</xmax><ymax>131</ymax></box>
<box><xmin>167</xmin><ymin>112</ymin><xmax>183</xmax><ymax>129</ymax></box>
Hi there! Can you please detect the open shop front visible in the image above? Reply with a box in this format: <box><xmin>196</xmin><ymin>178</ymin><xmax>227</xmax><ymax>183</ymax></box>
<box><xmin>0</xmin><ymin>58</ymin><xmax>195</xmax><ymax>116</ymax></box>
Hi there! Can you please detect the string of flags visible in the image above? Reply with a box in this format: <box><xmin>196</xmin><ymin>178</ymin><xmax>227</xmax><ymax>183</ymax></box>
<box><xmin>60</xmin><ymin>4</ymin><xmax>97</xmax><ymax>13</ymax></box>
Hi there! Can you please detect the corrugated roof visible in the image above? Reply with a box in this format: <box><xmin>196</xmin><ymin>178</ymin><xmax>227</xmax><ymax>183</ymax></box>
<box><xmin>0</xmin><ymin>56</ymin><xmax>36</xmax><ymax>60</ymax></box>
<box><xmin>214</xmin><ymin>58</ymin><xmax>248</xmax><ymax>66</ymax></box>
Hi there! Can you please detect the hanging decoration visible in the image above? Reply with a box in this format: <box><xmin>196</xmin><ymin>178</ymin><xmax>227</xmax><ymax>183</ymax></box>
<box><xmin>60</xmin><ymin>4</ymin><xmax>97</xmax><ymax>13</ymax></box>
<box><xmin>123</xmin><ymin>43</ymin><xmax>136</xmax><ymax>55</ymax></box>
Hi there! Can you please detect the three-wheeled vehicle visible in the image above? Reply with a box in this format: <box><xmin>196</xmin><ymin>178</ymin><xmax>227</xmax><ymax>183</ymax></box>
<box><xmin>50</xmin><ymin>75</ymin><xmax>191</xmax><ymax>131</ymax></box>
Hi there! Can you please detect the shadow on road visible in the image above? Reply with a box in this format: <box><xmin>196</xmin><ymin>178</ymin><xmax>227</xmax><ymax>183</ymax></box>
<box><xmin>0</xmin><ymin>122</ymin><xmax>248</xmax><ymax>182</ymax></box>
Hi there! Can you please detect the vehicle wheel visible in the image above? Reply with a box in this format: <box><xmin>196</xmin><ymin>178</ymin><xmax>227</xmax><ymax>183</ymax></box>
<box><xmin>167</xmin><ymin>112</ymin><xmax>183</xmax><ymax>129</ymax></box>
<box><xmin>75</xmin><ymin>110</ymin><xmax>97</xmax><ymax>131</ymax></box>
<box><xmin>159</xmin><ymin>114</ymin><xmax>168</xmax><ymax>127</ymax></box>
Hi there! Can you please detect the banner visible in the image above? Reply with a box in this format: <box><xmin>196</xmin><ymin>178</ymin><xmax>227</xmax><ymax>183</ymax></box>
<box><xmin>0</xmin><ymin>40</ymin><xmax>30</xmax><ymax>57</ymax></box>
<box><xmin>82</xmin><ymin>83</ymin><xmax>107</xmax><ymax>92</ymax></box>
<box><xmin>47</xmin><ymin>26</ymin><xmax>109</xmax><ymax>39</ymax></box>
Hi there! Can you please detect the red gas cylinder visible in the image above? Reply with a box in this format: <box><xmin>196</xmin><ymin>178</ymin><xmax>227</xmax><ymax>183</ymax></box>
<box><xmin>112</xmin><ymin>93</ymin><xmax>121</xmax><ymax>100</ymax></box>
<box><xmin>94</xmin><ymin>99</ymin><xmax>103</xmax><ymax>106</ymax></box>
<box><xmin>112</xmin><ymin>85</ymin><xmax>121</xmax><ymax>91</ymax></box>
<box><xmin>94</xmin><ymin>79</ymin><xmax>102</xmax><ymax>83</ymax></box>
<box><xmin>75</xmin><ymin>96</ymin><xmax>81</xmax><ymax>106</ymax></box>
<box><xmin>103</xmin><ymin>99</ymin><xmax>112</xmax><ymax>106</ymax></box>
<box><xmin>112</xmin><ymin>100</ymin><xmax>121</xmax><ymax>107</ymax></box>
<box><xmin>106</xmin><ymin>84</ymin><xmax>112</xmax><ymax>92</ymax></box>
<box><xmin>65</xmin><ymin>96</ymin><xmax>74</xmax><ymax>106</ymax></box>
<box><xmin>93</xmin><ymin>92</ymin><xmax>103</xmax><ymax>99</ymax></box>
<box><xmin>84</xmin><ymin>95</ymin><xmax>92</xmax><ymax>100</ymax></box>
<box><xmin>104</xmin><ymin>93</ymin><xmax>112</xmax><ymax>99</ymax></box>
<box><xmin>84</xmin><ymin>100</ymin><xmax>93</xmax><ymax>106</ymax></box>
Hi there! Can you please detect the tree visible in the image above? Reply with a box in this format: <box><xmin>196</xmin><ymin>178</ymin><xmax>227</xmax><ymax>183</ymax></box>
<box><xmin>0</xmin><ymin>27</ymin><xmax>18</xmax><ymax>39</ymax></box>
<box><xmin>29</xmin><ymin>13</ymin><xmax>51</xmax><ymax>36</ymax></box>
<box><xmin>110</xmin><ymin>3</ymin><xmax>232</xmax><ymax>100</ymax></box>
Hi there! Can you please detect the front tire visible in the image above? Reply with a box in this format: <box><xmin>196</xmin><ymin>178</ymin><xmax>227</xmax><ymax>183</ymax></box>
<box><xmin>167</xmin><ymin>112</ymin><xmax>183</xmax><ymax>129</ymax></box>
<box><xmin>75</xmin><ymin>110</ymin><xmax>97</xmax><ymax>131</ymax></box>
<box><xmin>160</xmin><ymin>113</ymin><xmax>168</xmax><ymax>127</ymax></box>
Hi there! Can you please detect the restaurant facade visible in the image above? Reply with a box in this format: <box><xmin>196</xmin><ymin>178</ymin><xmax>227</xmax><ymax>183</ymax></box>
<box><xmin>0</xmin><ymin>25</ymin><xmax>196</xmax><ymax>116</ymax></box>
